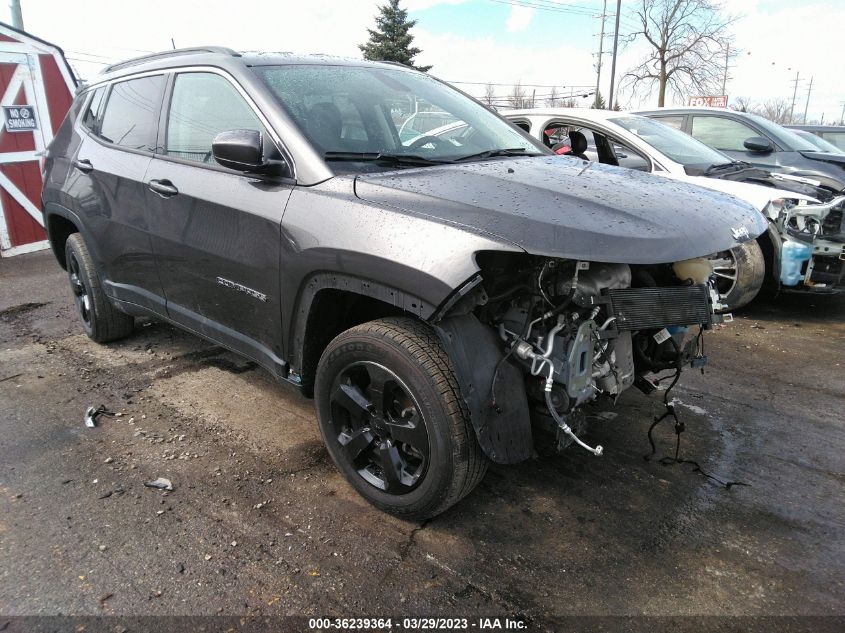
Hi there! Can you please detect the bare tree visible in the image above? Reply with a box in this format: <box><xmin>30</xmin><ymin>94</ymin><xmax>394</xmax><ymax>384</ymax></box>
<box><xmin>509</xmin><ymin>81</ymin><xmax>527</xmax><ymax>109</ymax></box>
<box><xmin>546</xmin><ymin>86</ymin><xmax>560</xmax><ymax>107</ymax></box>
<box><xmin>756</xmin><ymin>99</ymin><xmax>792</xmax><ymax>125</ymax></box>
<box><xmin>726</xmin><ymin>97</ymin><xmax>793</xmax><ymax>124</ymax></box>
<box><xmin>562</xmin><ymin>97</ymin><xmax>578</xmax><ymax>108</ymax></box>
<box><xmin>482</xmin><ymin>83</ymin><xmax>496</xmax><ymax>107</ymax></box>
<box><xmin>729</xmin><ymin>96</ymin><xmax>752</xmax><ymax>112</ymax></box>
<box><xmin>622</xmin><ymin>0</ymin><xmax>735</xmax><ymax>106</ymax></box>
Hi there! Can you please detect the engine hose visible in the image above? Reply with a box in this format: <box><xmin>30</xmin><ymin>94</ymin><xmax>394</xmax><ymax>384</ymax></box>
<box><xmin>544</xmin><ymin>390</ymin><xmax>603</xmax><ymax>456</ymax></box>
<box><xmin>486</xmin><ymin>283</ymin><xmax>532</xmax><ymax>303</ymax></box>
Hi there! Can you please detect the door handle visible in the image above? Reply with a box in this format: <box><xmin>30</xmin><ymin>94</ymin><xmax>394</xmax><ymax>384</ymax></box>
<box><xmin>148</xmin><ymin>179</ymin><xmax>179</xmax><ymax>197</ymax></box>
<box><xmin>73</xmin><ymin>158</ymin><xmax>94</xmax><ymax>173</ymax></box>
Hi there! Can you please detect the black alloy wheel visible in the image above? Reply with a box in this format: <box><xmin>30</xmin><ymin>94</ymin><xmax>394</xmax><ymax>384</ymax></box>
<box><xmin>314</xmin><ymin>317</ymin><xmax>488</xmax><ymax>519</ymax></box>
<box><xmin>329</xmin><ymin>361</ymin><xmax>430</xmax><ymax>493</ymax></box>
<box><xmin>68</xmin><ymin>250</ymin><xmax>93</xmax><ymax>331</ymax></box>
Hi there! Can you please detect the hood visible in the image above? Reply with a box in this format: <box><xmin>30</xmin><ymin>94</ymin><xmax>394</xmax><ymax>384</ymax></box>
<box><xmin>354</xmin><ymin>156</ymin><xmax>767</xmax><ymax>264</ymax></box>
<box><xmin>799</xmin><ymin>150</ymin><xmax>845</xmax><ymax>165</ymax></box>
<box><xmin>664</xmin><ymin>173</ymin><xmax>818</xmax><ymax>211</ymax></box>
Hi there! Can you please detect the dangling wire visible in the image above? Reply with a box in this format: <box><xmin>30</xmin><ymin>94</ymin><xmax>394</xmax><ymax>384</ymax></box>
<box><xmin>644</xmin><ymin>337</ymin><xmax>749</xmax><ymax>490</ymax></box>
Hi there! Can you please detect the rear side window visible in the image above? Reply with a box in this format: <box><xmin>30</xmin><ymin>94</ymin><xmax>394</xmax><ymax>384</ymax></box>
<box><xmin>81</xmin><ymin>87</ymin><xmax>106</xmax><ymax>133</ymax></box>
<box><xmin>820</xmin><ymin>131</ymin><xmax>845</xmax><ymax>151</ymax></box>
<box><xmin>651</xmin><ymin>115</ymin><xmax>684</xmax><ymax>131</ymax></box>
<box><xmin>99</xmin><ymin>75</ymin><xmax>165</xmax><ymax>151</ymax></box>
<box><xmin>165</xmin><ymin>72</ymin><xmax>269</xmax><ymax>164</ymax></box>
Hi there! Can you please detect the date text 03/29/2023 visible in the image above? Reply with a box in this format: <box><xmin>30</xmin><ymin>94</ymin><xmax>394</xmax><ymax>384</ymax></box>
<box><xmin>307</xmin><ymin>617</ymin><xmax>528</xmax><ymax>630</ymax></box>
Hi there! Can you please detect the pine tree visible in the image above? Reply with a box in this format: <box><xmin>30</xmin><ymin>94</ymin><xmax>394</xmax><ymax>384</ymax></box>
<box><xmin>359</xmin><ymin>0</ymin><xmax>432</xmax><ymax>72</ymax></box>
<box><xmin>591</xmin><ymin>91</ymin><xmax>606</xmax><ymax>109</ymax></box>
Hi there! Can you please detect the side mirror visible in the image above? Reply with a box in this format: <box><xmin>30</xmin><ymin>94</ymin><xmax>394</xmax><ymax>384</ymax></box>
<box><xmin>212</xmin><ymin>129</ymin><xmax>291</xmax><ymax>177</ymax></box>
<box><xmin>212</xmin><ymin>129</ymin><xmax>264</xmax><ymax>171</ymax></box>
<box><xmin>743</xmin><ymin>136</ymin><xmax>774</xmax><ymax>153</ymax></box>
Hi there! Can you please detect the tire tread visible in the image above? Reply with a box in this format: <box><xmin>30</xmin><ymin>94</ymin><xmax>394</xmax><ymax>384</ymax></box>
<box><xmin>65</xmin><ymin>233</ymin><xmax>134</xmax><ymax>343</ymax></box>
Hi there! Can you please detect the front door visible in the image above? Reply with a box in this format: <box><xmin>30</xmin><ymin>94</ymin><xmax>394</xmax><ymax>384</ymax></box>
<box><xmin>145</xmin><ymin>71</ymin><xmax>292</xmax><ymax>370</ymax></box>
<box><xmin>688</xmin><ymin>114</ymin><xmax>781</xmax><ymax>169</ymax></box>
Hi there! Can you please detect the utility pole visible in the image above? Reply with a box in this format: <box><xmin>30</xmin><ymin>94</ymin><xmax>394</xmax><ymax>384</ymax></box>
<box><xmin>721</xmin><ymin>43</ymin><xmax>730</xmax><ymax>95</ymax></box>
<box><xmin>802</xmin><ymin>76</ymin><xmax>813</xmax><ymax>124</ymax></box>
<box><xmin>788</xmin><ymin>70</ymin><xmax>800</xmax><ymax>124</ymax></box>
<box><xmin>840</xmin><ymin>102</ymin><xmax>845</xmax><ymax>126</ymax></box>
<box><xmin>594</xmin><ymin>0</ymin><xmax>607</xmax><ymax>108</ymax></box>
<box><xmin>9</xmin><ymin>0</ymin><xmax>23</xmax><ymax>30</ymax></box>
<box><xmin>608</xmin><ymin>0</ymin><xmax>621</xmax><ymax>110</ymax></box>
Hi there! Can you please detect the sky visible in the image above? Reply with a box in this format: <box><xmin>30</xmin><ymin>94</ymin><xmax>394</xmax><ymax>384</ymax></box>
<box><xmin>9</xmin><ymin>0</ymin><xmax>844</xmax><ymax>124</ymax></box>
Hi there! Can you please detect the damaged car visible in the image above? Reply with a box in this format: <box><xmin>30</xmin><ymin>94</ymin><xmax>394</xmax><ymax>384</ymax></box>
<box><xmin>42</xmin><ymin>49</ymin><xmax>766</xmax><ymax>519</ymax></box>
<box><xmin>504</xmin><ymin>108</ymin><xmax>845</xmax><ymax>300</ymax></box>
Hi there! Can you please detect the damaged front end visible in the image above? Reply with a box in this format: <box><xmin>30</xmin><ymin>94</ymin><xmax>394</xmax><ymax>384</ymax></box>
<box><xmin>768</xmin><ymin>196</ymin><xmax>845</xmax><ymax>292</ymax></box>
<box><xmin>436</xmin><ymin>253</ymin><xmax>724</xmax><ymax>463</ymax></box>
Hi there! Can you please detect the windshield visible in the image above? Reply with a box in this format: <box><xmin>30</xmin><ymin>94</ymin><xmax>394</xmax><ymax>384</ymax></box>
<box><xmin>792</xmin><ymin>129</ymin><xmax>843</xmax><ymax>154</ymax></box>
<box><xmin>253</xmin><ymin>64</ymin><xmax>544</xmax><ymax>167</ymax></box>
<box><xmin>610</xmin><ymin>115</ymin><xmax>729</xmax><ymax>166</ymax></box>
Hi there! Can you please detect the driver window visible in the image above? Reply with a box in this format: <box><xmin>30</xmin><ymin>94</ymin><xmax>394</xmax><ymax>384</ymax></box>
<box><xmin>166</xmin><ymin>73</ymin><xmax>270</xmax><ymax>164</ymax></box>
<box><xmin>543</xmin><ymin>123</ymin><xmax>599</xmax><ymax>162</ymax></box>
<box><xmin>610</xmin><ymin>140</ymin><xmax>650</xmax><ymax>171</ymax></box>
<box><xmin>690</xmin><ymin>116</ymin><xmax>759</xmax><ymax>152</ymax></box>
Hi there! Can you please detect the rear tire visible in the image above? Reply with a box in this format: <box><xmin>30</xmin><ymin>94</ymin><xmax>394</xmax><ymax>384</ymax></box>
<box><xmin>314</xmin><ymin>317</ymin><xmax>488</xmax><ymax>520</ymax></box>
<box><xmin>65</xmin><ymin>233</ymin><xmax>134</xmax><ymax>343</ymax></box>
<box><xmin>708</xmin><ymin>240</ymin><xmax>765</xmax><ymax>312</ymax></box>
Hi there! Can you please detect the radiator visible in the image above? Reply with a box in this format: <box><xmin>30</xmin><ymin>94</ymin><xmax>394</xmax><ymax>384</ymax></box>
<box><xmin>607</xmin><ymin>285</ymin><xmax>713</xmax><ymax>331</ymax></box>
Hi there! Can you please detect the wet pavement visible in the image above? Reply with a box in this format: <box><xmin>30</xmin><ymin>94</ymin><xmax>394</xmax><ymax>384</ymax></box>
<box><xmin>0</xmin><ymin>250</ymin><xmax>843</xmax><ymax>630</ymax></box>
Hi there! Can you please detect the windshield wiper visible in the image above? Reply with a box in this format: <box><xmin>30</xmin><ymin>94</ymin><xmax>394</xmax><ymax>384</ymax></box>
<box><xmin>323</xmin><ymin>151</ymin><xmax>453</xmax><ymax>166</ymax></box>
<box><xmin>452</xmin><ymin>147</ymin><xmax>542</xmax><ymax>162</ymax></box>
<box><xmin>704</xmin><ymin>161</ymin><xmax>746</xmax><ymax>174</ymax></box>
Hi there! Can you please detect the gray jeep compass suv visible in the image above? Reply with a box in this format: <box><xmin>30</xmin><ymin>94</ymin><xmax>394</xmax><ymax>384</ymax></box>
<box><xmin>42</xmin><ymin>47</ymin><xmax>765</xmax><ymax>519</ymax></box>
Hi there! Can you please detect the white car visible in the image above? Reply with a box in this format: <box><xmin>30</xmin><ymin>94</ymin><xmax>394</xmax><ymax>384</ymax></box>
<box><xmin>502</xmin><ymin>108</ymin><xmax>843</xmax><ymax>307</ymax></box>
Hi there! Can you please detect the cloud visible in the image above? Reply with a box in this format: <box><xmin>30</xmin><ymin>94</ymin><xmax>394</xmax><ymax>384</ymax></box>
<box><xmin>505</xmin><ymin>5</ymin><xmax>535</xmax><ymax>32</ymax></box>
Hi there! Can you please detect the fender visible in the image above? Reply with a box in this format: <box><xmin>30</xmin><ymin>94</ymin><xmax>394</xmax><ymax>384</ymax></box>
<box><xmin>435</xmin><ymin>313</ymin><xmax>532</xmax><ymax>465</ymax></box>
<box><xmin>42</xmin><ymin>202</ymin><xmax>100</xmax><ymax>270</ymax></box>
<box><xmin>287</xmin><ymin>271</ymin><xmax>436</xmax><ymax>381</ymax></box>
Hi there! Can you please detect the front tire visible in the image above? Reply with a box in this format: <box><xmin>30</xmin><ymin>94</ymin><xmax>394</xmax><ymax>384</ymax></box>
<box><xmin>65</xmin><ymin>233</ymin><xmax>134</xmax><ymax>343</ymax></box>
<box><xmin>314</xmin><ymin>317</ymin><xmax>488</xmax><ymax>520</ymax></box>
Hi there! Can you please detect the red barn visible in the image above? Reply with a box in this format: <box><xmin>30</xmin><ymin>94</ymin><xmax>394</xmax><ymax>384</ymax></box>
<box><xmin>0</xmin><ymin>21</ymin><xmax>76</xmax><ymax>257</ymax></box>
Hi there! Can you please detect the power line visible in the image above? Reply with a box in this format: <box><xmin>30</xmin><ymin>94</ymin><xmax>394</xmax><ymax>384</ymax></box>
<box><xmin>449</xmin><ymin>80</ymin><xmax>592</xmax><ymax>88</ymax></box>
<box><xmin>487</xmin><ymin>0</ymin><xmax>604</xmax><ymax>17</ymax></box>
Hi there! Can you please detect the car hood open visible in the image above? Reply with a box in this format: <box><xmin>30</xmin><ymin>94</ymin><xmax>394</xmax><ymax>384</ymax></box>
<box><xmin>354</xmin><ymin>156</ymin><xmax>767</xmax><ymax>264</ymax></box>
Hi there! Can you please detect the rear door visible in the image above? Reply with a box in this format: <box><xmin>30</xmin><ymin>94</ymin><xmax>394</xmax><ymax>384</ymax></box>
<box><xmin>72</xmin><ymin>74</ymin><xmax>166</xmax><ymax>312</ymax></box>
<box><xmin>144</xmin><ymin>70</ymin><xmax>293</xmax><ymax>370</ymax></box>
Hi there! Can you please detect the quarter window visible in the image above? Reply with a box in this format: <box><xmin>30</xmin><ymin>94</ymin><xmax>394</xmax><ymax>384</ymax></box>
<box><xmin>81</xmin><ymin>87</ymin><xmax>106</xmax><ymax>133</ymax></box>
<box><xmin>99</xmin><ymin>75</ymin><xmax>164</xmax><ymax>151</ymax></box>
<box><xmin>690</xmin><ymin>116</ymin><xmax>760</xmax><ymax>152</ymax></box>
<box><xmin>165</xmin><ymin>72</ymin><xmax>269</xmax><ymax>164</ymax></box>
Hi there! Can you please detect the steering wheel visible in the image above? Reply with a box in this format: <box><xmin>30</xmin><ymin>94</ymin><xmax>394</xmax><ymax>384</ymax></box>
<box><xmin>407</xmin><ymin>135</ymin><xmax>448</xmax><ymax>151</ymax></box>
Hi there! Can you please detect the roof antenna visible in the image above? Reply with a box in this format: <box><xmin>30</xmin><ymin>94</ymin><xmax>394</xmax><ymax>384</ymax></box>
<box><xmin>171</xmin><ymin>38</ymin><xmax>176</xmax><ymax>50</ymax></box>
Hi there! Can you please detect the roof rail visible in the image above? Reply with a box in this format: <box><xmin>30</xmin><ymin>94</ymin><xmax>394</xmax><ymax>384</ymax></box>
<box><xmin>102</xmin><ymin>46</ymin><xmax>241</xmax><ymax>74</ymax></box>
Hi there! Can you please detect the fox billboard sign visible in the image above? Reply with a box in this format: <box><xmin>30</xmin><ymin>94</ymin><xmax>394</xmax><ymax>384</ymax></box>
<box><xmin>688</xmin><ymin>95</ymin><xmax>728</xmax><ymax>107</ymax></box>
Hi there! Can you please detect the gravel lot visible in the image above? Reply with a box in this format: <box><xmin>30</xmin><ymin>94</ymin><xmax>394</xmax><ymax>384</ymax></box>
<box><xmin>1</xmin><ymin>250</ymin><xmax>843</xmax><ymax>631</ymax></box>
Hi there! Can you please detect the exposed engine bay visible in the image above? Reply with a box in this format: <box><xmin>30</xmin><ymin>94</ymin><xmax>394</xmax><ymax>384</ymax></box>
<box><xmin>462</xmin><ymin>252</ymin><xmax>724</xmax><ymax>457</ymax></box>
<box><xmin>769</xmin><ymin>196</ymin><xmax>845</xmax><ymax>290</ymax></box>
